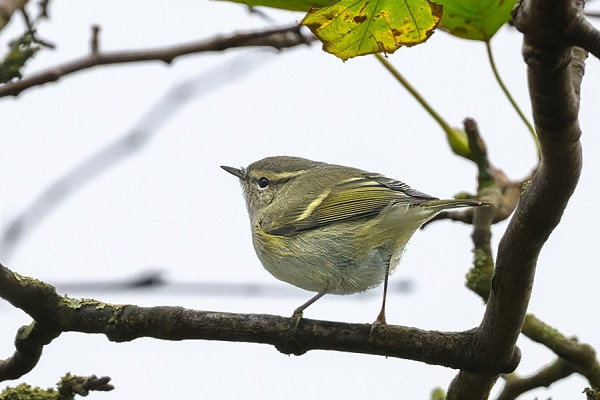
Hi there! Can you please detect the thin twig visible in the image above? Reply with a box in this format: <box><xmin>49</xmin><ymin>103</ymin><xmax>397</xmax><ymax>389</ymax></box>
<box><xmin>38</xmin><ymin>0</ymin><xmax>51</xmax><ymax>18</ymax></box>
<box><xmin>90</xmin><ymin>25</ymin><xmax>100</xmax><ymax>55</ymax></box>
<box><xmin>19</xmin><ymin>7</ymin><xmax>55</xmax><ymax>48</ymax></box>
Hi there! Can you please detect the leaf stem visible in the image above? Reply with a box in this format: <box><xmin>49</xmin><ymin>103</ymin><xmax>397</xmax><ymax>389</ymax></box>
<box><xmin>485</xmin><ymin>40</ymin><xmax>541</xmax><ymax>160</ymax></box>
<box><xmin>375</xmin><ymin>53</ymin><xmax>453</xmax><ymax>136</ymax></box>
<box><xmin>374</xmin><ymin>53</ymin><xmax>470</xmax><ymax>158</ymax></box>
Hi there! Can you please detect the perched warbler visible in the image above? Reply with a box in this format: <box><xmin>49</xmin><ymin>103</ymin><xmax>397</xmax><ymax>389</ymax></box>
<box><xmin>222</xmin><ymin>156</ymin><xmax>483</xmax><ymax>324</ymax></box>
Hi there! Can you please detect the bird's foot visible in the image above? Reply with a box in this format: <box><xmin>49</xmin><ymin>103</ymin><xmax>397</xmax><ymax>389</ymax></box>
<box><xmin>291</xmin><ymin>309</ymin><xmax>304</xmax><ymax>330</ymax></box>
<box><xmin>370</xmin><ymin>310</ymin><xmax>387</xmax><ymax>335</ymax></box>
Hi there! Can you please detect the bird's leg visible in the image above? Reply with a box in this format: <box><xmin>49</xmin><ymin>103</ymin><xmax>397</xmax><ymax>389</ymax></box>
<box><xmin>291</xmin><ymin>290</ymin><xmax>327</xmax><ymax>328</ymax></box>
<box><xmin>373</xmin><ymin>262</ymin><xmax>390</xmax><ymax>326</ymax></box>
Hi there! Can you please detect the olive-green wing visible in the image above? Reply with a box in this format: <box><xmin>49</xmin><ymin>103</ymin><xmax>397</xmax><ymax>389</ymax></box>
<box><xmin>265</xmin><ymin>175</ymin><xmax>436</xmax><ymax>235</ymax></box>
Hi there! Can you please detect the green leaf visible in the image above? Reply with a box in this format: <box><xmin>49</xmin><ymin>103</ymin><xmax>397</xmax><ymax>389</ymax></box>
<box><xmin>0</xmin><ymin>33</ymin><xmax>41</xmax><ymax>84</ymax></box>
<box><xmin>433</xmin><ymin>0</ymin><xmax>518</xmax><ymax>41</ymax></box>
<box><xmin>302</xmin><ymin>0</ymin><xmax>442</xmax><ymax>60</ymax></box>
<box><xmin>214</xmin><ymin>0</ymin><xmax>334</xmax><ymax>12</ymax></box>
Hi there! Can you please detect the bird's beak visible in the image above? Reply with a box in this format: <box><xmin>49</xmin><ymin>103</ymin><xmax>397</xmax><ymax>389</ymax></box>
<box><xmin>221</xmin><ymin>165</ymin><xmax>245</xmax><ymax>180</ymax></box>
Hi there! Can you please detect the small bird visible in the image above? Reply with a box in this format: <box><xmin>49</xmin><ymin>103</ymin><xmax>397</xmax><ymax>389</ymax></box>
<box><xmin>222</xmin><ymin>156</ymin><xmax>483</xmax><ymax>325</ymax></box>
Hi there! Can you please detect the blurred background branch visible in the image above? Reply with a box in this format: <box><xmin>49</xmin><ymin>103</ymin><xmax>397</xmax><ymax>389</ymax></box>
<box><xmin>0</xmin><ymin>30</ymin><xmax>313</xmax><ymax>261</ymax></box>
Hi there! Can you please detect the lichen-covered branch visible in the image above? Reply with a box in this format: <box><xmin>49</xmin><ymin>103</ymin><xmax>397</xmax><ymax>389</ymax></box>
<box><xmin>460</xmin><ymin>118</ymin><xmax>600</xmax><ymax>396</ymax></box>
<box><xmin>0</xmin><ymin>322</ymin><xmax>59</xmax><ymax>381</ymax></box>
<box><xmin>0</xmin><ymin>262</ymin><xmax>513</xmax><ymax>381</ymax></box>
<box><xmin>522</xmin><ymin>314</ymin><xmax>600</xmax><ymax>385</ymax></box>
<box><xmin>0</xmin><ymin>373</ymin><xmax>113</xmax><ymax>399</ymax></box>
<box><xmin>496</xmin><ymin>358</ymin><xmax>576</xmax><ymax>400</ymax></box>
<box><xmin>462</xmin><ymin>118</ymin><xmax>502</xmax><ymax>302</ymax></box>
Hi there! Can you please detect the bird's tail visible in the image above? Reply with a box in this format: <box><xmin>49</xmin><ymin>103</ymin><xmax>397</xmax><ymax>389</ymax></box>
<box><xmin>421</xmin><ymin>198</ymin><xmax>488</xmax><ymax>212</ymax></box>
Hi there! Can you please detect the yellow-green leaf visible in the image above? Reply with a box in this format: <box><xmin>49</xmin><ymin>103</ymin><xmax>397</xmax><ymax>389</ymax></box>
<box><xmin>302</xmin><ymin>0</ymin><xmax>442</xmax><ymax>61</ymax></box>
<box><xmin>214</xmin><ymin>0</ymin><xmax>335</xmax><ymax>12</ymax></box>
<box><xmin>434</xmin><ymin>0</ymin><xmax>518</xmax><ymax>41</ymax></box>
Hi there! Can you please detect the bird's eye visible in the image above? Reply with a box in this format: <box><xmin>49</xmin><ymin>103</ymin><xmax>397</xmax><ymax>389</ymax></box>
<box><xmin>258</xmin><ymin>177</ymin><xmax>270</xmax><ymax>188</ymax></box>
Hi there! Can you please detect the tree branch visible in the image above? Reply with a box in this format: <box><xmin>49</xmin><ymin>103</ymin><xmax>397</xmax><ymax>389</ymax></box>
<box><xmin>522</xmin><ymin>314</ymin><xmax>600</xmax><ymax>385</ymax></box>
<box><xmin>461</xmin><ymin>118</ymin><xmax>502</xmax><ymax>302</ymax></box>
<box><xmin>0</xmin><ymin>23</ymin><xmax>314</xmax><ymax>97</ymax></box>
<box><xmin>447</xmin><ymin>0</ymin><xmax>588</xmax><ymax>398</ymax></box>
<box><xmin>57</xmin><ymin>373</ymin><xmax>114</xmax><ymax>396</ymax></box>
<box><xmin>496</xmin><ymin>358</ymin><xmax>576</xmax><ymax>400</ymax></box>
<box><xmin>0</xmin><ymin>0</ymin><xmax>28</xmax><ymax>31</ymax></box>
<box><xmin>0</xmin><ymin>372</ymin><xmax>114</xmax><ymax>397</ymax></box>
<box><xmin>482</xmin><ymin>0</ymin><xmax>584</xmax><ymax>361</ymax></box>
<box><xmin>569</xmin><ymin>9</ymin><xmax>600</xmax><ymax>58</ymax></box>
<box><xmin>0</xmin><ymin>262</ymin><xmax>514</xmax><ymax>382</ymax></box>
<box><xmin>458</xmin><ymin>119</ymin><xmax>600</xmax><ymax>396</ymax></box>
<box><xmin>0</xmin><ymin>322</ymin><xmax>59</xmax><ymax>381</ymax></box>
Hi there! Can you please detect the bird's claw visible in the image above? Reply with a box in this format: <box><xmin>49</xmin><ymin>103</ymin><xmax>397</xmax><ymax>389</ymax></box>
<box><xmin>370</xmin><ymin>311</ymin><xmax>387</xmax><ymax>336</ymax></box>
<box><xmin>291</xmin><ymin>309</ymin><xmax>304</xmax><ymax>330</ymax></box>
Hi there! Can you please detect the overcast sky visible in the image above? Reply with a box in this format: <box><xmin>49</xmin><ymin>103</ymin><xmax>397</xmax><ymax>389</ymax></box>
<box><xmin>1</xmin><ymin>1</ymin><xmax>599</xmax><ymax>399</ymax></box>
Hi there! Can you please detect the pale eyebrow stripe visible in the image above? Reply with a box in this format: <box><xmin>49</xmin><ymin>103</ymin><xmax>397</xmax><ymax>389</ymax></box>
<box><xmin>251</xmin><ymin>170</ymin><xmax>307</xmax><ymax>181</ymax></box>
